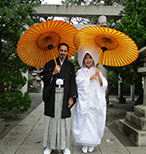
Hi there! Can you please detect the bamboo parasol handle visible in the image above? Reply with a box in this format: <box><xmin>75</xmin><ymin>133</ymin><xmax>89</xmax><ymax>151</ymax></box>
<box><xmin>97</xmin><ymin>63</ymin><xmax>101</xmax><ymax>69</ymax></box>
<box><xmin>97</xmin><ymin>47</ymin><xmax>107</xmax><ymax>69</ymax></box>
<box><xmin>52</xmin><ymin>51</ymin><xmax>57</xmax><ymax>66</ymax></box>
<box><xmin>47</xmin><ymin>44</ymin><xmax>57</xmax><ymax>66</ymax></box>
<box><xmin>97</xmin><ymin>52</ymin><xmax>103</xmax><ymax>69</ymax></box>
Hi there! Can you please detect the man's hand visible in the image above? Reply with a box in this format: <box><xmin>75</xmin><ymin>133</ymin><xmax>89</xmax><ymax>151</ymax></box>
<box><xmin>68</xmin><ymin>97</ymin><xmax>74</xmax><ymax>108</ymax></box>
<box><xmin>52</xmin><ymin>65</ymin><xmax>61</xmax><ymax>76</ymax></box>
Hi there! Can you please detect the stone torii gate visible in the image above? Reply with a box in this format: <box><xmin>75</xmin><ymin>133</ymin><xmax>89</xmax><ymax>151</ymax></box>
<box><xmin>23</xmin><ymin>4</ymin><xmax>125</xmax><ymax>94</ymax></box>
<box><xmin>24</xmin><ymin>4</ymin><xmax>146</xmax><ymax>146</ymax></box>
<box><xmin>33</xmin><ymin>4</ymin><xmax>124</xmax><ymax>19</ymax></box>
<box><xmin>33</xmin><ymin>4</ymin><xmax>136</xmax><ymax>101</ymax></box>
<box><xmin>32</xmin><ymin>4</ymin><xmax>138</xmax><ymax>99</ymax></box>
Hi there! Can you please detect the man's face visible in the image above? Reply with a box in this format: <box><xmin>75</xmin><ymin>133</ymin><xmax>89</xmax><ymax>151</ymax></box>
<box><xmin>58</xmin><ymin>45</ymin><xmax>68</xmax><ymax>61</ymax></box>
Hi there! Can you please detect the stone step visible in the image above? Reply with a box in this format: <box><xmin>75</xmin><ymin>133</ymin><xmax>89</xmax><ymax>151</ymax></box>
<box><xmin>134</xmin><ymin>105</ymin><xmax>146</xmax><ymax>117</ymax></box>
<box><xmin>118</xmin><ymin>119</ymin><xmax>146</xmax><ymax>146</ymax></box>
<box><xmin>0</xmin><ymin>118</ymin><xmax>4</xmax><ymax>134</ymax></box>
<box><xmin>126</xmin><ymin>112</ymin><xmax>146</xmax><ymax>130</ymax></box>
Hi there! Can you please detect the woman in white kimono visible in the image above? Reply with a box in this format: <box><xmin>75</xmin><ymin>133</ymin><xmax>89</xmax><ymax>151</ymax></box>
<box><xmin>73</xmin><ymin>48</ymin><xmax>108</xmax><ymax>153</ymax></box>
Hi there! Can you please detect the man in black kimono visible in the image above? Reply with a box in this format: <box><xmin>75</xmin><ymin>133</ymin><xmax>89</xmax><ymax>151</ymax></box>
<box><xmin>41</xmin><ymin>43</ymin><xmax>77</xmax><ymax>154</ymax></box>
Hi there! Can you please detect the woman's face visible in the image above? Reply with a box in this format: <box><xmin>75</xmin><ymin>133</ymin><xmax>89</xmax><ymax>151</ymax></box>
<box><xmin>83</xmin><ymin>53</ymin><xmax>94</xmax><ymax>69</ymax></box>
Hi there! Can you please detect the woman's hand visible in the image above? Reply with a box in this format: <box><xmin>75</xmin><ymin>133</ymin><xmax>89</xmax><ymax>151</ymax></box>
<box><xmin>90</xmin><ymin>68</ymin><xmax>100</xmax><ymax>80</ymax></box>
<box><xmin>90</xmin><ymin>73</ymin><xmax>97</xmax><ymax>80</ymax></box>
<box><xmin>95</xmin><ymin>68</ymin><xmax>100</xmax><ymax>76</ymax></box>
<box><xmin>90</xmin><ymin>68</ymin><xmax>103</xmax><ymax>86</ymax></box>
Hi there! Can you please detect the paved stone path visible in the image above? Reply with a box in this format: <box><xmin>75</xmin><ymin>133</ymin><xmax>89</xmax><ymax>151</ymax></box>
<box><xmin>1</xmin><ymin>103</ymin><xmax>146</xmax><ymax>154</ymax></box>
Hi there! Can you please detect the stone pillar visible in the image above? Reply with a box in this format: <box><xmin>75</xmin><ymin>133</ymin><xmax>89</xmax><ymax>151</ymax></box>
<box><xmin>130</xmin><ymin>84</ymin><xmax>135</xmax><ymax>101</ymax></box>
<box><xmin>138</xmin><ymin>67</ymin><xmax>146</xmax><ymax>105</ymax></box>
<box><xmin>118</xmin><ymin>77</ymin><xmax>122</xmax><ymax>98</ymax></box>
<box><xmin>143</xmin><ymin>76</ymin><xmax>146</xmax><ymax>105</ymax></box>
<box><xmin>117</xmin><ymin>76</ymin><xmax>126</xmax><ymax>104</ymax></box>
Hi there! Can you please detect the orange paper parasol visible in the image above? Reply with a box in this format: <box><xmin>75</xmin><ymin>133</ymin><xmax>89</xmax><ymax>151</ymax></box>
<box><xmin>17</xmin><ymin>20</ymin><xmax>78</xmax><ymax>68</ymax></box>
<box><xmin>74</xmin><ymin>26</ymin><xmax>139</xmax><ymax>67</ymax></box>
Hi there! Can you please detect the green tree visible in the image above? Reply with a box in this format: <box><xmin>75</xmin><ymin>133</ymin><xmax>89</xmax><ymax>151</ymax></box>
<box><xmin>104</xmin><ymin>0</ymin><xmax>146</xmax><ymax>98</ymax></box>
<box><xmin>115</xmin><ymin>0</ymin><xmax>146</xmax><ymax>49</ymax></box>
<box><xmin>0</xmin><ymin>0</ymin><xmax>41</xmax><ymax>114</ymax></box>
<box><xmin>110</xmin><ymin>0</ymin><xmax>146</xmax><ymax>90</ymax></box>
<box><xmin>61</xmin><ymin>0</ymin><xmax>125</xmax><ymax>5</ymax></box>
<box><xmin>69</xmin><ymin>52</ymin><xmax>80</xmax><ymax>72</ymax></box>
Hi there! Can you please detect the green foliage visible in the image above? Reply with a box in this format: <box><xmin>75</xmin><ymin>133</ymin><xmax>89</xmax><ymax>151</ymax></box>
<box><xmin>0</xmin><ymin>0</ymin><xmax>41</xmax><ymax>114</ymax></box>
<box><xmin>103</xmin><ymin>0</ymin><xmax>126</xmax><ymax>5</ymax></box>
<box><xmin>61</xmin><ymin>0</ymin><xmax>126</xmax><ymax>5</ymax></box>
<box><xmin>61</xmin><ymin>0</ymin><xmax>89</xmax><ymax>5</ymax></box>
<box><xmin>0</xmin><ymin>91</ymin><xmax>31</xmax><ymax>114</ymax></box>
<box><xmin>0</xmin><ymin>0</ymin><xmax>40</xmax><ymax>43</ymax></box>
<box><xmin>69</xmin><ymin>52</ymin><xmax>80</xmax><ymax>72</ymax></box>
<box><xmin>107</xmin><ymin>70</ymin><xmax>118</xmax><ymax>95</ymax></box>
<box><xmin>0</xmin><ymin>53</ymin><xmax>29</xmax><ymax>91</ymax></box>
<box><xmin>107</xmin><ymin>0</ymin><xmax>146</xmax><ymax>94</ymax></box>
<box><xmin>115</xmin><ymin>0</ymin><xmax>146</xmax><ymax>49</ymax></box>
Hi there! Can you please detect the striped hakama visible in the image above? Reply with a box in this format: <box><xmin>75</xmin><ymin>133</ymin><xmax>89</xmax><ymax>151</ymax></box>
<box><xmin>43</xmin><ymin>88</ymin><xmax>71</xmax><ymax>150</ymax></box>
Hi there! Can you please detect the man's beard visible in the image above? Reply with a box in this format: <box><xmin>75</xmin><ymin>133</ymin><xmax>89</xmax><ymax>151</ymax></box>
<box><xmin>60</xmin><ymin>54</ymin><xmax>66</xmax><ymax>60</ymax></box>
